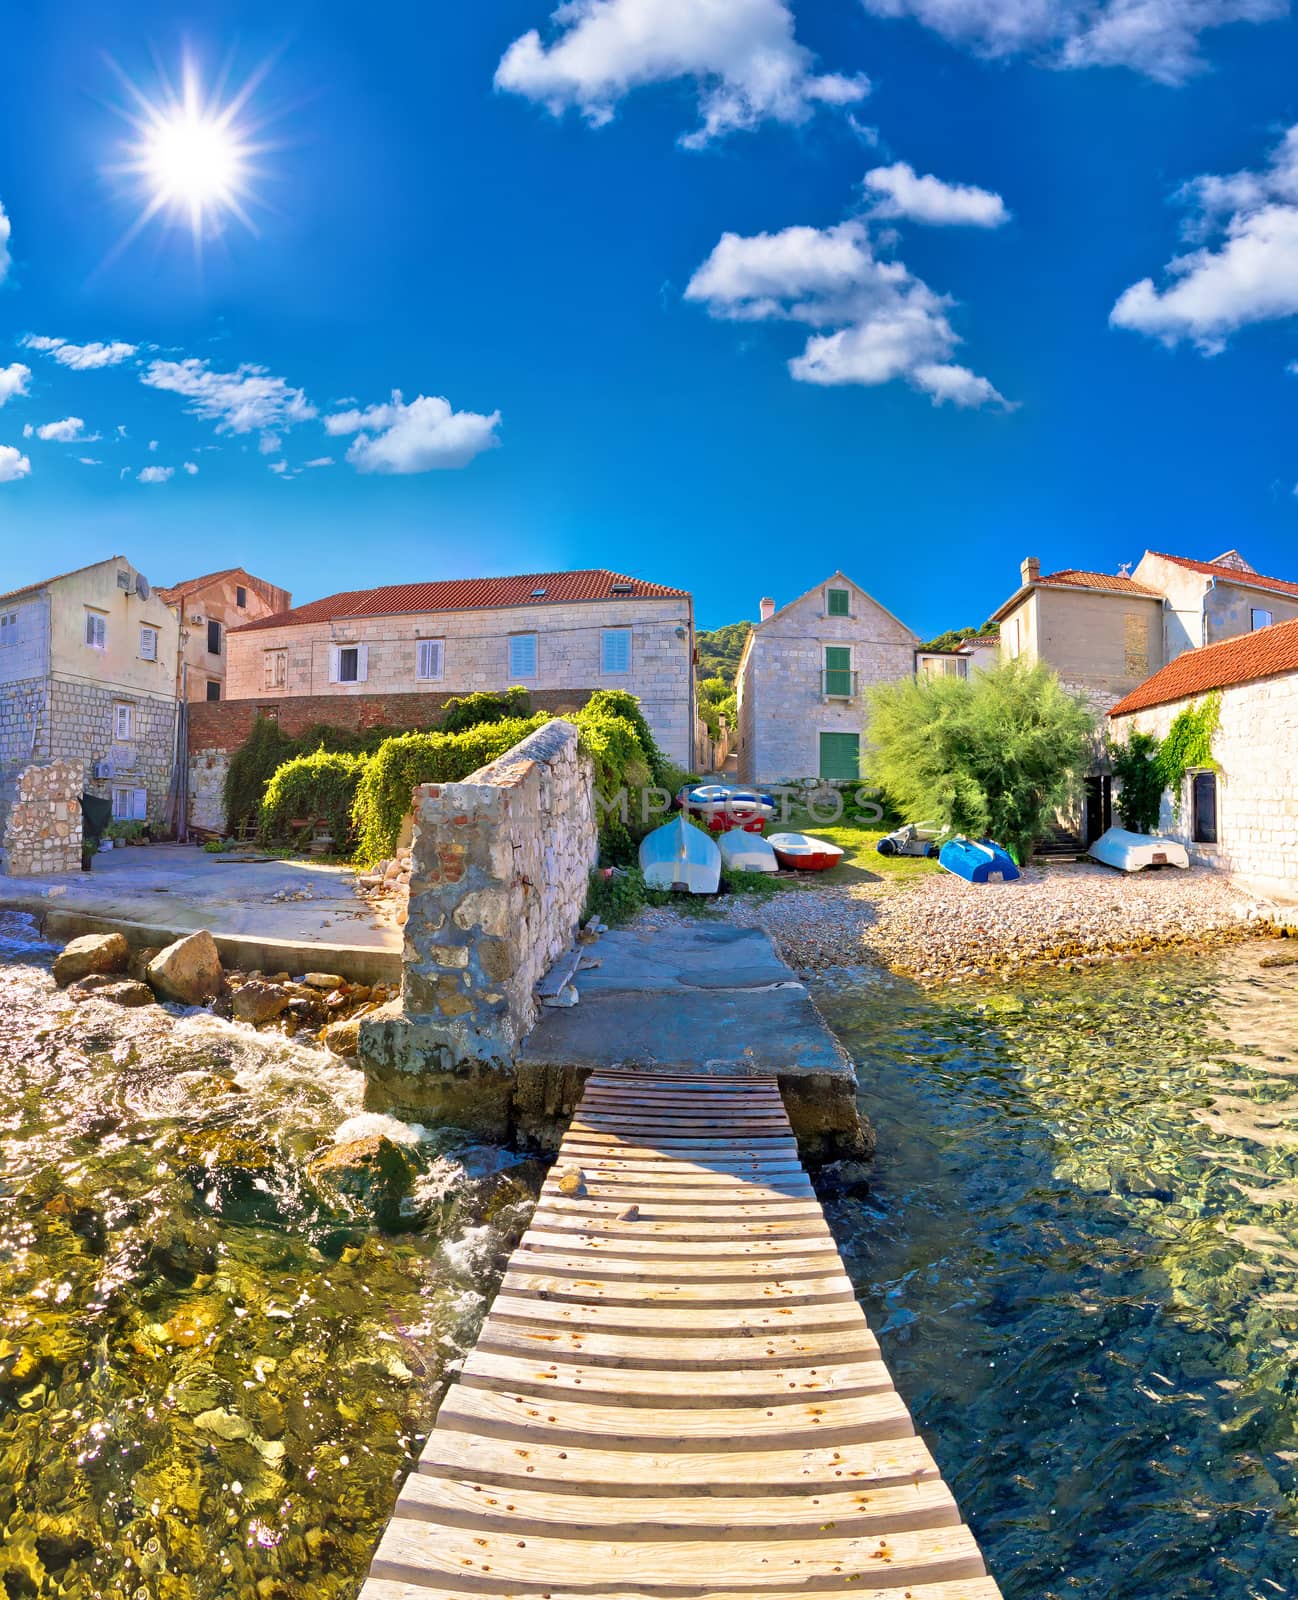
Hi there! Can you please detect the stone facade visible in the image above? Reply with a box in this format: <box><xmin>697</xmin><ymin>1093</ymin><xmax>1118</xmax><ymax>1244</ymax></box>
<box><xmin>1132</xmin><ymin>551</ymin><xmax>1298</xmax><ymax>661</ymax></box>
<box><xmin>1110</xmin><ymin>675</ymin><xmax>1298</xmax><ymax>899</ymax></box>
<box><xmin>361</xmin><ymin>719</ymin><xmax>598</xmax><ymax>1134</ymax></box>
<box><xmin>736</xmin><ymin>574</ymin><xmax>918</xmax><ymax>786</ymax></box>
<box><xmin>2</xmin><ymin>761</ymin><xmax>83</xmax><ymax>875</ymax></box>
<box><xmin>226</xmin><ymin>596</ymin><xmax>695</xmax><ymax>768</ymax></box>
<box><xmin>159</xmin><ymin>568</ymin><xmax>291</xmax><ymax>702</ymax></box>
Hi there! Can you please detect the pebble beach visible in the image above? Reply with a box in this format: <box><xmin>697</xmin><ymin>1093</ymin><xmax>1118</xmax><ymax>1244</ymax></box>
<box><xmin>636</xmin><ymin>860</ymin><xmax>1279</xmax><ymax>982</ymax></box>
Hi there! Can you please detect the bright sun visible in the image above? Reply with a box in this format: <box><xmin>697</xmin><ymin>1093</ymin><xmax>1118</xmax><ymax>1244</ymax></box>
<box><xmin>109</xmin><ymin>56</ymin><xmax>267</xmax><ymax>246</ymax></box>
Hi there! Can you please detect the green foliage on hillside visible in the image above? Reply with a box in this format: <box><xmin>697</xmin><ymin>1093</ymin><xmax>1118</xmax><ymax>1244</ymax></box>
<box><xmin>696</xmin><ymin>621</ymin><xmax>752</xmax><ymax>686</ymax></box>
<box><xmin>697</xmin><ymin>675</ymin><xmax>737</xmax><ymax>742</ymax></box>
<box><xmin>866</xmin><ymin>659</ymin><xmax>1095</xmax><ymax>863</ymax></box>
<box><xmin>923</xmin><ymin>619</ymin><xmax>1000</xmax><ymax>654</ymax></box>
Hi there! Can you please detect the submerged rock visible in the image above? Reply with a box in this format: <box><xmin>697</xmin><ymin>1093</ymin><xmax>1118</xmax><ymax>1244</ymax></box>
<box><xmin>147</xmin><ymin>931</ymin><xmax>224</xmax><ymax>1005</ymax></box>
<box><xmin>67</xmin><ymin>975</ymin><xmax>156</xmax><ymax>1008</ymax></box>
<box><xmin>52</xmin><ymin>932</ymin><xmax>128</xmax><ymax>987</ymax></box>
<box><xmin>308</xmin><ymin>1134</ymin><xmax>418</xmax><ymax>1228</ymax></box>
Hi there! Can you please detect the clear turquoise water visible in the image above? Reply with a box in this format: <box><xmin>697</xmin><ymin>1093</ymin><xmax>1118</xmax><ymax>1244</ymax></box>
<box><xmin>819</xmin><ymin>947</ymin><xmax>1298</xmax><ymax>1600</ymax></box>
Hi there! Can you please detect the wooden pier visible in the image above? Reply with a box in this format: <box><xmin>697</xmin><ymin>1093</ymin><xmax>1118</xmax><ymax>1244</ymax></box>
<box><xmin>360</xmin><ymin>1070</ymin><xmax>1001</xmax><ymax>1600</ymax></box>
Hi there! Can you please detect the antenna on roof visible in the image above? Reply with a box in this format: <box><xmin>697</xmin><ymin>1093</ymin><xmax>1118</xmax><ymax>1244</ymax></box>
<box><xmin>1117</xmin><ymin>562</ymin><xmax>1132</xmax><ymax>577</ymax></box>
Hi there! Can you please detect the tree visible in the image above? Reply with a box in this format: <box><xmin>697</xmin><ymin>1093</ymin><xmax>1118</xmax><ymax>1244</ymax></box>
<box><xmin>865</xmin><ymin>660</ymin><xmax>1095</xmax><ymax>863</ymax></box>
<box><xmin>697</xmin><ymin>675</ymin><xmax>737</xmax><ymax>742</ymax></box>
<box><xmin>1109</xmin><ymin>731</ymin><xmax>1163</xmax><ymax>834</ymax></box>
<box><xmin>696</xmin><ymin>621</ymin><xmax>752</xmax><ymax>686</ymax></box>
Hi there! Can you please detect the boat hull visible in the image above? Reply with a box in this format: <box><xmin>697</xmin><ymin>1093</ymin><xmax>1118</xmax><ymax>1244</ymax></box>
<box><xmin>677</xmin><ymin>784</ymin><xmax>776</xmax><ymax>834</ymax></box>
<box><xmin>766</xmin><ymin>832</ymin><xmax>845</xmax><ymax>872</ymax></box>
<box><xmin>1088</xmin><ymin>826</ymin><xmax>1190</xmax><ymax>872</ymax></box>
<box><xmin>938</xmin><ymin>836</ymin><xmax>1021</xmax><ymax>884</ymax></box>
<box><xmin>718</xmin><ymin>830</ymin><xmax>779</xmax><ymax>874</ymax></box>
<box><xmin>639</xmin><ymin>815</ymin><xmax>721</xmax><ymax>894</ymax></box>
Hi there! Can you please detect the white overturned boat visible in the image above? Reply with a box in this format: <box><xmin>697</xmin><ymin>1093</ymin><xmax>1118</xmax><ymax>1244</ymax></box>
<box><xmin>718</xmin><ymin>829</ymin><xmax>778</xmax><ymax>874</ymax></box>
<box><xmin>639</xmin><ymin>814</ymin><xmax>721</xmax><ymax>894</ymax></box>
<box><xmin>1089</xmin><ymin>825</ymin><xmax>1189</xmax><ymax>872</ymax></box>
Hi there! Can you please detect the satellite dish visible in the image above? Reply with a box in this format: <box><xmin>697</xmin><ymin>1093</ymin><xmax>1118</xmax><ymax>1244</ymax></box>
<box><xmin>136</xmin><ymin>574</ymin><xmax>151</xmax><ymax>601</ymax></box>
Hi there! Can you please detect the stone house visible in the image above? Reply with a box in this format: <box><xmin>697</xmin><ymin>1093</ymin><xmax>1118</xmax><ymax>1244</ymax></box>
<box><xmin>157</xmin><ymin>567</ymin><xmax>292</xmax><ymax>702</ymax></box>
<box><xmin>225</xmin><ymin>569</ymin><xmax>697</xmax><ymax>768</ymax></box>
<box><xmin>735</xmin><ymin>573</ymin><xmax>918</xmax><ymax>786</ymax></box>
<box><xmin>0</xmin><ymin>555</ymin><xmax>181</xmax><ymax>829</ymax></box>
<box><xmin>1108</xmin><ymin>618</ymin><xmax>1298</xmax><ymax>899</ymax></box>
<box><xmin>1130</xmin><ymin>549</ymin><xmax>1298</xmax><ymax>660</ymax></box>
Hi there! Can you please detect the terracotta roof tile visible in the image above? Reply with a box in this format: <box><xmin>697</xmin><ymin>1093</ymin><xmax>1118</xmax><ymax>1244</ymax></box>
<box><xmin>1109</xmin><ymin>617</ymin><xmax>1298</xmax><ymax>717</ymax></box>
<box><xmin>232</xmin><ymin>569</ymin><xmax>691</xmax><ymax>632</ymax></box>
<box><xmin>1145</xmin><ymin>550</ymin><xmax>1298</xmax><ymax>601</ymax></box>
<box><xmin>156</xmin><ymin>568</ymin><xmax>241</xmax><ymax>605</ymax></box>
<box><xmin>1036</xmin><ymin>569</ymin><xmax>1162</xmax><ymax>597</ymax></box>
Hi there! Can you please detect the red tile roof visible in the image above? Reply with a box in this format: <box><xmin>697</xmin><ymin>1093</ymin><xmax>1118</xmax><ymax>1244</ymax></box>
<box><xmin>1145</xmin><ymin>550</ymin><xmax>1298</xmax><ymax>600</ymax></box>
<box><xmin>156</xmin><ymin>568</ymin><xmax>242</xmax><ymax>605</ymax></box>
<box><xmin>232</xmin><ymin>569</ymin><xmax>691</xmax><ymax>632</ymax></box>
<box><xmin>1109</xmin><ymin>616</ymin><xmax>1298</xmax><ymax>716</ymax></box>
<box><xmin>1036</xmin><ymin>569</ymin><xmax>1162</xmax><ymax>597</ymax></box>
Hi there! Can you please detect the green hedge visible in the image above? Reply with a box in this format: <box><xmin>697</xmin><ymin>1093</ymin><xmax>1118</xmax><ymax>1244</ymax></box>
<box><xmin>223</xmin><ymin>716</ymin><xmax>396</xmax><ymax>837</ymax></box>
<box><xmin>259</xmin><ymin>749</ymin><xmax>371</xmax><ymax>848</ymax></box>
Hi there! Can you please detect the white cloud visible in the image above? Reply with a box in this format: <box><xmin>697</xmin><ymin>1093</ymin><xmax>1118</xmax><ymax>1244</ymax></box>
<box><xmin>148</xmin><ymin>439</ymin><xmax>158</xmax><ymax>451</ymax></box>
<box><xmin>258</xmin><ymin>432</ymin><xmax>281</xmax><ymax>455</ymax></box>
<box><xmin>183</xmin><ymin>461</ymin><xmax>198</xmax><ymax>475</ymax></box>
<box><xmin>1111</xmin><ymin>124</ymin><xmax>1298</xmax><ymax>351</ymax></box>
<box><xmin>496</xmin><ymin>0</ymin><xmax>868</xmax><ymax>147</ymax></box>
<box><xmin>141</xmin><ymin>359</ymin><xmax>317</xmax><ymax>437</ymax></box>
<box><xmin>0</xmin><ymin>445</ymin><xmax>31</xmax><ymax>483</ymax></box>
<box><xmin>859</xmin><ymin>0</ymin><xmax>1284</xmax><ymax>84</ymax></box>
<box><xmin>35</xmin><ymin>417</ymin><xmax>98</xmax><ymax>443</ymax></box>
<box><xmin>137</xmin><ymin>465</ymin><xmax>173</xmax><ymax>484</ymax></box>
<box><xmin>0</xmin><ymin>363</ymin><xmax>30</xmax><ymax>407</ymax></box>
<box><xmin>79</xmin><ymin>457</ymin><xmax>102</xmax><ymax>466</ymax></box>
<box><xmin>268</xmin><ymin>459</ymin><xmax>290</xmax><ymax>475</ymax></box>
<box><xmin>324</xmin><ymin>391</ymin><xmax>503</xmax><ymax>473</ymax></box>
<box><xmin>864</xmin><ymin>162</ymin><xmax>1009</xmax><ymax>227</ymax></box>
<box><xmin>22</xmin><ymin>424</ymin><xmax>32</xmax><ymax>438</ymax></box>
<box><xmin>22</xmin><ymin>335</ymin><xmax>138</xmax><ymax>369</ymax></box>
<box><xmin>0</xmin><ymin>201</ymin><xmax>11</xmax><ymax>285</ymax></box>
<box><xmin>685</xmin><ymin>218</ymin><xmax>1011</xmax><ymax>405</ymax></box>
<box><xmin>304</xmin><ymin>456</ymin><xmax>334</xmax><ymax>468</ymax></box>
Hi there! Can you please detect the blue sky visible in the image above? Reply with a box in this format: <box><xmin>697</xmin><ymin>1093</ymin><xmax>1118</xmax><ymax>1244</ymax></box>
<box><xmin>2</xmin><ymin>1</ymin><xmax>1298</xmax><ymax>637</ymax></box>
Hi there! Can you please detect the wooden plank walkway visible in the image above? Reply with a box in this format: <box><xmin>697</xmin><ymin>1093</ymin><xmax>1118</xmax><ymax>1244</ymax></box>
<box><xmin>360</xmin><ymin>1070</ymin><xmax>1001</xmax><ymax>1600</ymax></box>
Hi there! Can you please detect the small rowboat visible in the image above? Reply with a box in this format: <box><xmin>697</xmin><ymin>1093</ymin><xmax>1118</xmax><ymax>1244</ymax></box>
<box><xmin>938</xmin><ymin>836</ymin><xmax>1020</xmax><ymax>884</ymax></box>
<box><xmin>639</xmin><ymin>814</ymin><xmax>721</xmax><ymax>894</ymax></box>
<box><xmin>677</xmin><ymin>783</ymin><xmax>776</xmax><ymax>834</ymax></box>
<box><xmin>718</xmin><ymin>829</ymin><xmax>779</xmax><ymax>874</ymax></box>
<box><xmin>766</xmin><ymin>832</ymin><xmax>844</xmax><ymax>872</ymax></box>
<box><xmin>1089</xmin><ymin>825</ymin><xmax>1189</xmax><ymax>872</ymax></box>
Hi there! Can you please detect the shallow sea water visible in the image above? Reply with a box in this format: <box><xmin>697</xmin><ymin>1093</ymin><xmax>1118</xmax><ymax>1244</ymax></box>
<box><xmin>819</xmin><ymin>945</ymin><xmax>1298</xmax><ymax>1600</ymax></box>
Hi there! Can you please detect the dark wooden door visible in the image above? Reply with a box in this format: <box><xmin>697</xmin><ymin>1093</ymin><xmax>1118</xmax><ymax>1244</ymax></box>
<box><xmin>1084</xmin><ymin>775</ymin><xmax>1112</xmax><ymax>844</ymax></box>
<box><xmin>1192</xmin><ymin>772</ymin><xmax>1218</xmax><ymax>844</ymax></box>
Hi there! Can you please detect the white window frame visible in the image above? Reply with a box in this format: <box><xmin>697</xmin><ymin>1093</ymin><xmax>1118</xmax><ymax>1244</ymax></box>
<box><xmin>0</xmin><ymin>610</ymin><xmax>17</xmax><ymax>647</ymax></box>
<box><xmin>139</xmin><ymin>625</ymin><xmax>158</xmax><ymax>661</ymax></box>
<box><xmin>416</xmin><ymin>638</ymin><xmax>444</xmax><ymax>682</ymax></box>
<box><xmin>329</xmin><ymin>642</ymin><xmax>368</xmax><ymax>685</ymax></box>
<box><xmin>85</xmin><ymin>610</ymin><xmax>107</xmax><ymax>650</ymax></box>
<box><xmin>264</xmin><ymin>648</ymin><xmax>288</xmax><ymax>690</ymax></box>
<box><xmin>112</xmin><ymin>786</ymin><xmax>148</xmax><ymax>821</ymax></box>
<box><xmin>113</xmin><ymin>702</ymin><xmax>133</xmax><ymax>742</ymax></box>
<box><xmin>601</xmin><ymin>628</ymin><xmax>631</xmax><ymax>675</ymax></box>
<box><xmin>1252</xmin><ymin>607</ymin><xmax>1274</xmax><ymax>631</ymax></box>
<box><xmin>508</xmin><ymin>633</ymin><xmax>538</xmax><ymax>679</ymax></box>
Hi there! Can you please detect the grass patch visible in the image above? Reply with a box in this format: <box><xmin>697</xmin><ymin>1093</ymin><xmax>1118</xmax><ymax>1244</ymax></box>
<box><xmin>769</xmin><ymin>806</ymin><xmax>944</xmax><ymax>888</ymax></box>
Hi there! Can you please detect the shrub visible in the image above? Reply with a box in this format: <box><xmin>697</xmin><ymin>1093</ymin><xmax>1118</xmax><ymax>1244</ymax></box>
<box><xmin>223</xmin><ymin>716</ymin><xmax>298</xmax><ymax>837</ymax></box>
<box><xmin>577</xmin><ymin>690</ymin><xmax>671</xmax><ymax>787</ymax></box>
<box><xmin>438</xmin><ymin>687</ymin><xmax>532</xmax><ymax>733</ymax></box>
<box><xmin>865</xmin><ymin>659</ymin><xmax>1095</xmax><ymax>864</ymax></box>
<box><xmin>1110</xmin><ymin>730</ymin><xmax>1163</xmax><ymax>834</ymax></box>
<box><xmin>260</xmin><ymin>749</ymin><xmax>371</xmax><ymax>848</ymax></box>
<box><xmin>351</xmin><ymin>716</ymin><xmax>548</xmax><ymax>865</ymax></box>
<box><xmin>1155</xmin><ymin>693</ymin><xmax>1221</xmax><ymax>815</ymax></box>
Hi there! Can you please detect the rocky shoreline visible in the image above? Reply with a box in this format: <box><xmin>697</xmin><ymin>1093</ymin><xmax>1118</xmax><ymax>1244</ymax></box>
<box><xmin>637</xmin><ymin>861</ymin><xmax>1283</xmax><ymax>983</ymax></box>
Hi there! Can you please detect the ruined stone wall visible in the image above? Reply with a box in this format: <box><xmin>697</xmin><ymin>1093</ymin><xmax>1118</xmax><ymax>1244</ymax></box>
<box><xmin>2</xmin><ymin>761</ymin><xmax>83</xmax><ymax>876</ymax></box>
<box><xmin>360</xmin><ymin>719</ymin><xmax>598</xmax><ymax>1130</ymax></box>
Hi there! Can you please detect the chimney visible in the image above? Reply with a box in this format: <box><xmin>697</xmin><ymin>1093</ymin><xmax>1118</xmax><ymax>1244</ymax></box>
<box><xmin>759</xmin><ymin>597</ymin><xmax>775</xmax><ymax>623</ymax></box>
<box><xmin>1020</xmin><ymin>556</ymin><xmax>1040</xmax><ymax>586</ymax></box>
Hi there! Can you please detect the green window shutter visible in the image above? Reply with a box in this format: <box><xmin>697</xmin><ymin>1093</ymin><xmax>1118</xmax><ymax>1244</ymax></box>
<box><xmin>819</xmin><ymin>732</ymin><xmax>860</xmax><ymax>782</ymax></box>
<box><xmin>823</xmin><ymin>646</ymin><xmax>852</xmax><ymax>698</ymax></box>
<box><xmin>827</xmin><ymin>588</ymin><xmax>850</xmax><ymax>617</ymax></box>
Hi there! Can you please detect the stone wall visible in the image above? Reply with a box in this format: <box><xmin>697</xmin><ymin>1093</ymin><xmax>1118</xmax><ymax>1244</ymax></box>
<box><xmin>360</xmin><ymin>718</ymin><xmax>598</xmax><ymax>1134</ymax></box>
<box><xmin>45</xmin><ymin>680</ymin><xmax>176</xmax><ymax>826</ymax></box>
<box><xmin>1110</xmin><ymin>673</ymin><xmax>1298</xmax><ymax>897</ymax></box>
<box><xmin>2</xmin><ymin>761</ymin><xmax>83</xmax><ymax>876</ymax></box>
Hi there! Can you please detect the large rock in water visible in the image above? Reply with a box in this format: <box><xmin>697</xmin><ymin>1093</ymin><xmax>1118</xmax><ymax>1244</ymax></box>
<box><xmin>147</xmin><ymin>931</ymin><xmax>224</xmax><ymax>1005</ymax></box>
<box><xmin>53</xmin><ymin>932</ymin><xmax>129</xmax><ymax>988</ymax></box>
<box><xmin>322</xmin><ymin>997</ymin><xmax>402</xmax><ymax>1058</ymax></box>
<box><xmin>308</xmin><ymin>1134</ymin><xmax>417</xmax><ymax>1228</ymax></box>
<box><xmin>233</xmin><ymin>980</ymin><xmax>291</xmax><ymax>1026</ymax></box>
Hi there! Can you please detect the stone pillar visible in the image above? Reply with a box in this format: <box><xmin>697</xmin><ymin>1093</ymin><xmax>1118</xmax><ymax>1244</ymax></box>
<box><xmin>2</xmin><ymin>761</ymin><xmax>84</xmax><ymax>876</ymax></box>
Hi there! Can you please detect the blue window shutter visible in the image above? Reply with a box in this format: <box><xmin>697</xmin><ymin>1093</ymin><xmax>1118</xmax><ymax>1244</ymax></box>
<box><xmin>510</xmin><ymin>634</ymin><xmax>537</xmax><ymax>677</ymax></box>
<box><xmin>602</xmin><ymin>629</ymin><xmax>630</xmax><ymax>673</ymax></box>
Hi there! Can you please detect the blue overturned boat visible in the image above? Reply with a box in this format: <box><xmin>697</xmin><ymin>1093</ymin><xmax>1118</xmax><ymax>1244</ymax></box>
<box><xmin>938</xmin><ymin>836</ymin><xmax>1021</xmax><ymax>884</ymax></box>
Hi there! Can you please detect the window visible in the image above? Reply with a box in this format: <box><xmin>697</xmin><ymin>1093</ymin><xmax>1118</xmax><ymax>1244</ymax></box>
<box><xmin>416</xmin><ymin>639</ymin><xmax>444</xmax><ymax>681</ymax></box>
<box><xmin>1004</xmin><ymin>616</ymin><xmax>1021</xmax><ymax>659</ymax></box>
<box><xmin>236</xmin><ymin>585</ymin><xmax>247</xmax><ymax>609</ymax></box>
<box><xmin>113</xmin><ymin>703</ymin><xmax>133</xmax><ymax>741</ymax></box>
<box><xmin>919</xmin><ymin>654</ymin><xmax>968</xmax><ymax>679</ymax></box>
<box><xmin>822</xmin><ymin>645</ymin><xmax>853</xmax><ymax>698</ymax></box>
<box><xmin>819</xmin><ymin>732</ymin><xmax>860</xmax><ymax>781</ymax></box>
<box><xmin>509</xmin><ymin>633</ymin><xmax>538</xmax><ymax>678</ymax></box>
<box><xmin>140</xmin><ymin>625</ymin><xmax>158</xmax><ymax>661</ymax></box>
<box><xmin>263</xmin><ymin>648</ymin><xmax>288</xmax><ymax>690</ymax></box>
<box><xmin>827</xmin><ymin>588</ymin><xmax>850</xmax><ymax>617</ymax></box>
<box><xmin>112</xmin><ymin>787</ymin><xmax>148</xmax><ymax>821</ymax></box>
<box><xmin>0</xmin><ymin>610</ymin><xmax>16</xmax><ymax>646</ymax></box>
<box><xmin>207</xmin><ymin>619</ymin><xmax>222</xmax><ymax>656</ymax></box>
<box><xmin>330</xmin><ymin>643</ymin><xmax>368</xmax><ymax>684</ymax></box>
<box><xmin>1191</xmin><ymin>772</ymin><xmax>1218</xmax><ymax>845</ymax></box>
<box><xmin>1252</xmin><ymin>608</ymin><xmax>1273</xmax><ymax>631</ymax></box>
<box><xmin>206</xmin><ymin>680</ymin><xmax>222</xmax><ymax>701</ymax></box>
<box><xmin>601</xmin><ymin>628</ymin><xmax>631</xmax><ymax>674</ymax></box>
<box><xmin>85</xmin><ymin>610</ymin><xmax>107</xmax><ymax>650</ymax></box>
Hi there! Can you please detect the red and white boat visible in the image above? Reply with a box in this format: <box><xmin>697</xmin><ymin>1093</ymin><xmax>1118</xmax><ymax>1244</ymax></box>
<box><xmin>767</xmin><ymin>832</ymin><xmax>845</xmax><ymax>872</ymax></box>
<box><xmin>676</xmin><ymin>783</ymin><xmax>776</xmax><ymax>834</ymax></box>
